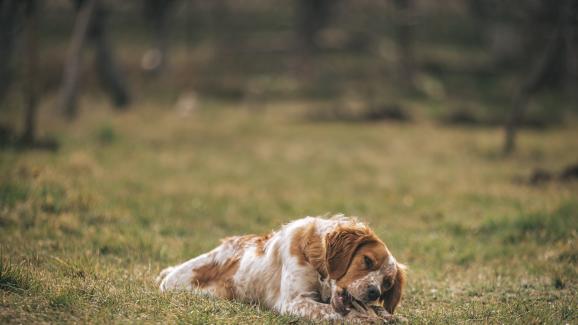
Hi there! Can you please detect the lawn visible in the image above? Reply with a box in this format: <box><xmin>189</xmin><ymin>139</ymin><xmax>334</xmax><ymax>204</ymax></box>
<box><xmin>1</xmin><ymin>100</ymin><xmax>577</xmax><ymax>323</ymax></box>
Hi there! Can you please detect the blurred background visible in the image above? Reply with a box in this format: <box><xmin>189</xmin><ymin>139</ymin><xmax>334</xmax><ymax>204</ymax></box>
<box><xmin>0</xmin><ymin>0</ymin><xmax>576</xmax><ymax>152</ymax></box>
<box><xmin>1</xmin><ymin>1</ymin><xmax>578</xmax><ymax>323</ymax></box>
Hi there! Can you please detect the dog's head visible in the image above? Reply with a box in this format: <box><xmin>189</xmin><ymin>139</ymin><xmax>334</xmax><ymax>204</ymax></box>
<box><xmin>325</xmin><ymin>223</ymin><xmax>405</xmax><ymax>315</ymax></box>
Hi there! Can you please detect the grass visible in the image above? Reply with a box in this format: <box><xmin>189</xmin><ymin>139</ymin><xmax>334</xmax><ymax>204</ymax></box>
<box><xmin>0</xmin><ymin>99</ymin><xmax>577</xmax><ymax>323</ymax></box>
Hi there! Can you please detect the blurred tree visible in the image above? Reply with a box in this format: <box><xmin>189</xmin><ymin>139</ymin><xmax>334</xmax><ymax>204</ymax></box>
<box><xmin>142</xmin><ymin>0</ymin><xmax>177</xmax><ymax>75</ymax></box>
<box><xmin>296</xmin><ymin>0</ymin><xmax>332</xmax><ymax>55</ymax></box>
<box><xmin>210</xmin><ymin>0</ymin><xmax>245</xmax><ymax>68</ymax></box>
<box><xmin>467</xmin><ymin>1</ymin><xmax>524</xmax><ymax>66</ymax></box>
<box><xmin>57</xmin><ymin>0</ymin><xmax>130</xmax><ymax>119</ymax></box>
<box><xmin>0</xmin><ymin>0</ymin><xmax>26</xmax><ymax>104</ymax></box>
<box><xmin>57</xmin><ymin>0</ymin><xmax>96</xmax><ymax>118</ymax></box>
<box><xmin>21</xmin><ymin>0</ymin><xmax>38</xmax><ymax>145</ymax></box>
<box><xmin>504</xmin><ymin>0</ymin><xmax>578</xmax><ymax>154</ymax></box>
<box><xmin>89</xmin><ymin>1</ymin><xmax>130</xmax><ymax>108</ymax></box>
<box><xmin>294</xmin><ymin>0</ymin><xmax>336</xmax><ymax>81</ymax></box>
<box><xmin>393</xmin><ymin>0</ymin><xmax>417</xmax><ymax>91</ymax></box>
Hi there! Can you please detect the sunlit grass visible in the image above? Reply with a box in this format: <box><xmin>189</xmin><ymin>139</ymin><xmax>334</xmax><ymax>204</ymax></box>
<box><xmin>1</xmin><ymin>100</ymin><xmax>577</xmax><ymax>323</ymax></box>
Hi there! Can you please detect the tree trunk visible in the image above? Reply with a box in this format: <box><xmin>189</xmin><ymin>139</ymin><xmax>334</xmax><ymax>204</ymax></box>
<box><xmin>89</xmin><ymin>1</ymin><xmax>130</xmax><ymax>109</ymax></box>
<box><xmin>0</xmin><ymin>0</ymin><xmax>26</xmax><ymax>104</ymax></box>
<box><xmin>21</xmin><ymin>0</ymin><xmax>38</xmax><ymax>145</ymax></box>
<box><xmin>142</xmin><ymin>0</ymin><xmax>175</xmax><ymax>74</ymax></box>
<box><xmin>296</xmin><ymin>0</ymin><xmax>331</xmax><ymax>55</ymax></box>
<box><xmin>504</xmin><ymin>92</ymin><xmax>529</xmax><ymax>155</ymax></box>
<box><xmin>57</xmin><ymin>0</ymin><xmax>96</xmax><ymax>119</ymax></box>
<box><xmin>562</xmin><ymin>1</ymin><xmax>578</xmax><ymax>99</ymax></box>
<box><xmin>503</xmin><ymin>0</ymin><xmax>578</xmax><ymax>155</ymax></box>
<box><xmin>393</xmin><ymin>0</ymin><xmax>417</xmax><ymax>91</ymax></box>
<box><xmin>504</xmin><ymin>24</ymin><xmax>564</xmax><ymax>155</ymax></box>
<box><xmin>211</xmin><ymin>0</ymin><xmax>238</xmax><ymax>58</ymax></box>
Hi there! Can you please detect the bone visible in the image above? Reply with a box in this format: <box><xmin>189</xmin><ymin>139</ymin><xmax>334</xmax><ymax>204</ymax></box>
<box><xmin>351</xmin><ymin>299</ymin><xmax>381</xmax><ymax>318</ymax></box>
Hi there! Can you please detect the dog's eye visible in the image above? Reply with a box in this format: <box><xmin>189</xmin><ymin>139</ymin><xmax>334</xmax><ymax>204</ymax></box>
<box><xmin>383</xmin><ymin>278</ymin><xmax>393</xmax><ymax>290</ymax></box>
<box><xmin>363</xmin><ymin>256</ymin><xmax>374</xmax><ymax>269</ymax></box>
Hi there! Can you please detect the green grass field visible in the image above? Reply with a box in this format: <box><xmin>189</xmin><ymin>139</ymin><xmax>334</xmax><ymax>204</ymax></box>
<box><xmin>1</xmin><ymin>100</ymin><xmax>577</xmax><ymax>323</ymax></box>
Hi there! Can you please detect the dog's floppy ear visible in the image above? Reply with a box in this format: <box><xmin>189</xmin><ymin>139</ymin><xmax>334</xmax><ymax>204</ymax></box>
<box><xmin>381</xmin><ymin>263</ymin><xmax>406</xmax><ymax>314</ymax></box>
<box><xmin>325</xmin><ymin>225</ymin><xmax>374</xmax><ymax>280</ymax></box>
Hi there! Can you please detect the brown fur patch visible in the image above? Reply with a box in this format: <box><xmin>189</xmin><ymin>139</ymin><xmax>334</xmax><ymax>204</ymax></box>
<box><xmin>191</xmin><ymin>233</ymin><xmax>273</xmax><ymax>299</ymax></box>
<box><xmin>254</xmin><ymin>232</ymin><xmax>272</xmax><ymax>256</ymax></box>
<box><xmin>290</xmin><ymin>223</ymin><xmax>327</xmax><ymax>278</ymax></box>
<box><xmin>222</xmin><ymin>233</ymin><xmax>271</xmax><ymax>256</ymax></box>
<box><xmin>192</xmin><ymin>258</ymin><xmax>240</xmax><ymax>299</ymax></box>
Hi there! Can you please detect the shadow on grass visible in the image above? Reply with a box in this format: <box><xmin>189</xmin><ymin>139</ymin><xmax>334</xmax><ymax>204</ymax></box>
<box><xmin>0</xmin><ymin>257</ymin><xmax>37</xmax><ymax>294</ymax></box>
<box><xmin>478</xmin><ymin>202</ymin><xmax>578</xmax><ymax>244</ymax></box>
<box><xmin>0</xmin><ymin>125</ymin><xmax>59</xmax><ymax>152</ymax></box>
<box><xmin>306</xmin><ymin>103</ymin><xmax>413</xmax><ymax>123</ymax></box>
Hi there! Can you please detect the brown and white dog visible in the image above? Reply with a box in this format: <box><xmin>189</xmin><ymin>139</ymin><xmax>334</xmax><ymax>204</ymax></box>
<box><xmin>157</xmin><ymin>215</ymin><xmax>406</xmax><ymax>322</ymax></box>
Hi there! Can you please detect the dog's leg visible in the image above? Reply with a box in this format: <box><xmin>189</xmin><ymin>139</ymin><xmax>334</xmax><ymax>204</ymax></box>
<box><xmin>280</xmin><ymin>294</ymin><xmax>345</xmax><ymax>321</ymax></box>
<box><xmin>276</xmin><ymin>267</ymin><xmax>344</xmax><ymax>320</ymax></box>
<box><xmin>158</xmin><ymin>252</ymin><xmax>213</xmax><ymax>292</ymax></box>
<box><xmin>158</xmin><ymin>237</ymin><xmax>243</xmax><ymax>294</ymax></box>
<box><xmin>281</xmin><ymin>295</ymin><xmax>386</xmax><ymax>322</ymax></box>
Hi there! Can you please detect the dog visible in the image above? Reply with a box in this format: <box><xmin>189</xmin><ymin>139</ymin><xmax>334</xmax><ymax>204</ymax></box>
<box><xmin>157</xmin><ymin>215</ymin><xmax>406</xmax><ymax>322</ymax></box>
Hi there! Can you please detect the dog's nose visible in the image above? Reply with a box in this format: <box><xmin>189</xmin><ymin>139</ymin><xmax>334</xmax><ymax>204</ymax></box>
<box><xmin>367</xmin><ymin>286</ymin><xmax>380</xmax><ymax>301</ymax></box>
